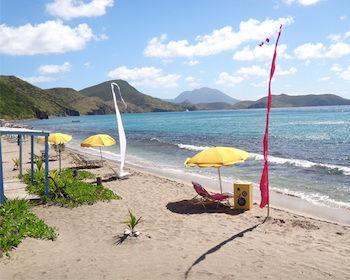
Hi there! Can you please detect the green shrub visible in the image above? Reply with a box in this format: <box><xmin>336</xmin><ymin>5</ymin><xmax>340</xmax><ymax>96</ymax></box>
<box><xmin>0</xmin><ymin>199</ymin><xmax>57</xmax><ymax>254</ymax></box>
<box><xmin>23</xmin><ymin>168</ymin><xmax>119</xmax><ymax>207</ymax></box>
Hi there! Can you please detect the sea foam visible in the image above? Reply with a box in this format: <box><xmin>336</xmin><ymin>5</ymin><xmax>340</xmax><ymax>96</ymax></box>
<box><xmin>176</xmin><ymin>143</ymin><xmax>350</xmax><ymax>176</ymax></box>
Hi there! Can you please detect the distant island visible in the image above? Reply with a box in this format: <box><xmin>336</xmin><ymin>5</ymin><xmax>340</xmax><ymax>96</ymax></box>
<box><xmin>0</xmin><ymin>75</ymin><xmax>349</xmax><ymax>120</ymax></box>
<box><xmin>168</xmin><ymin>87</ymin><xmax>240</xmax><ymax>105</ymax></box>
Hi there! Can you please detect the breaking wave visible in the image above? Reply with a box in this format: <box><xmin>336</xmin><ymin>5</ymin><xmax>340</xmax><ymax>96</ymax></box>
<box><xmin>175</xmin><ymin>143</ymin><xmax>350</xmax><ymax>176</ymax></box>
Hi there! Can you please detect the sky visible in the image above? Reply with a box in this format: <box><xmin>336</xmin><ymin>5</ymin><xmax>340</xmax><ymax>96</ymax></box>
<box><xmin>0</xmin><ymin>0</ymin><xmax>349</xmax><ymax>100</ymax></box>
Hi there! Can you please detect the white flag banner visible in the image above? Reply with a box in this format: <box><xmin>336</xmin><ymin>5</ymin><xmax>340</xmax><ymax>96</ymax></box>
<box><xmin>111</xmin><ymin>82</ymin><xmax>129</xmax><ymax>178</ymax></box>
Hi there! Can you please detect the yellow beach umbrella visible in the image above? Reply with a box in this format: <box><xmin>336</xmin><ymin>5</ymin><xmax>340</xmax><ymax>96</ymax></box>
<box><xmin>42</xmin><ymin>133</ymin><xmax>72</xmax><ymax>172</ymax></box>
<box><xmin>41</xmin><ymin>133</ymin><xmax>72</xmax><ymax>144</ymax></box>
<box><xmin>80</xmin><ymin>134</ymin><xmax>116</xmax><ymax>161</ymax></box>
<box><xmin>184</xmin><ymin>147</ymin><xmax>249</xmax><ymax>193</ymax></box>
<box><xmin>48</xmin><ymin>133</ymin><xmax>72</xmax><ymax>144</ymax></box>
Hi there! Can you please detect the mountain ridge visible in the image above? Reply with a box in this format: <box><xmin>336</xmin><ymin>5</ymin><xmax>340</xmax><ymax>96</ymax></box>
<box><xmin>1</xmin><ymin>75</ymin><xmax>349</xmax><ymax>120</ymax></box>
<box><xmin>0</xmin><ymin>76</ymin><xmax>190</xmax><ymax>120</ymax></box>
<box><xmin>79</xmin><ymin>80</ymin><xmax>188</xmax><ymax>113</ymax></box>
<box><xmin>170</xmin><ymin>87</ymin><xmax>239</xmax><ymax>104</ymax></box>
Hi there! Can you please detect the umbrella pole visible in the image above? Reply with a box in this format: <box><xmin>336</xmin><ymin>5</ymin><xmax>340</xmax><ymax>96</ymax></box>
<box><xmin>218</xmin><ymin>167</ymin><xmax>223</xmax><ymax>194</ymax></box>
<box><xmin>100</xmin><ymin>147</ymin><xmax>103</xmax><ymax>162</ymax></box>
<box><xmin>59</xmin><ymin>149</ymin><xmax>61</xmax><ymax>173</ymax></box>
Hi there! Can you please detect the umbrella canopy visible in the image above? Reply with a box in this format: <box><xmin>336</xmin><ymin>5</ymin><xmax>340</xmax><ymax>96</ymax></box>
<box><xmin>42</xmin><ymin>133</ymin><xmax>72</xmax><ymax>173</ymax></box>
<box><xmin>80</xmin><ymin>134</ymin><xmax>116</xmax><ymax>162</ymax></box>
<box><xmin>184</xmin><ymin>146</ymin><xmax>249</xmax><ymax>193</ymax></box>
<box><xmin>42</xmin><ymin>133</ymin><xmax>72</xmax><ymax>144</ymax></box>
<box><xmin>80</xmin><ymin>134</ymin><xmax>116</xmax><ymax>148</ymax></box>
<box><xmin>184</xmin><ymin>147</ymin><xmax>249</xmax><ymax>167</ymax></box>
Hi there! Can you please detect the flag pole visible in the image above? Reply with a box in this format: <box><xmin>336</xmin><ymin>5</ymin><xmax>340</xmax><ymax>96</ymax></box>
<box><xmin>259</xmin><ymin>25</ymin><xmax>283</xmax><ymax>222</ymax></box>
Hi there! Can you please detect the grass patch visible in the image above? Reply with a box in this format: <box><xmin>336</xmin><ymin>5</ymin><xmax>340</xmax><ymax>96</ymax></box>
<box><xmin>23</xmin><ymin>168</ymin><xmax>120</xmax><ymax>207</ymax></box>
<box><xmin>0</xmin><ymin>199</ymin><xmax>57</xmax><ymax>255</ymax></box>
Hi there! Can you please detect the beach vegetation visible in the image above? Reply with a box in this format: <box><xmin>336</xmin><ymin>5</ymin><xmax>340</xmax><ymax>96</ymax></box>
<box><xmin>123</xmin><ymin>210</ymin><xmax>143</xmax><ymax>234</ymax></box>
<box><xmin>23</xmin><ymin>168</ymin><xmax>120</xmax><ymax>207</ymax></box>
<box><xmin>12</xmin><ymin>158</ymin><xmax>20</xmax><ymax>171</ymax></box>
<box><xmin>0</xmin><ymin>199</ymin><xmax>57</xmax><ymax>255</ymax></box>
<box><xmin>35</xmin><ymin>159</ymin><xmax>44</xmax><ymax>171</ymax></box>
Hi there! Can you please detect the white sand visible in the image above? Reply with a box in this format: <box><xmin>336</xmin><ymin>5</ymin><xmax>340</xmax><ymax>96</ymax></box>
<box><xmin>0</xmin><ymin>140</ymin><xmax>349</xmax><ymax>279</ymax></box>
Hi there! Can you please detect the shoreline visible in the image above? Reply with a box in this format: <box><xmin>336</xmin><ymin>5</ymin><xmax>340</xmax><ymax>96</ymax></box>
<box><xmin>67</xmin><ymin>145</ymin><xmax>350</xmax><ymax>226</ymax></box>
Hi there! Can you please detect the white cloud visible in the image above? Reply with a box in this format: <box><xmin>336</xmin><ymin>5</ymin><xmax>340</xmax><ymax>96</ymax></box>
<box><xmin>283</xmin><ymin>0</ymin><xmax>321</xmax><ymax>6</ymax></box>
<box><xmin>328</xmin><ymin>30</ymin><xmax>350</xmax><ymax>43</ymax></box>
<box><xmin>295</xmin><ymin>30</ymin><xmax>350</xmax><ymax>60</ymax></box>
<box><xmin>294</xmin><ymin>42</ymin><xmax>350</xmax><ymax>59</ymax></box>
<box><xmin>338</xmin><ymin>66</ymin><xmax>350</xmax><ymax>81</ymax></box>
<box><xmin>38</xmin><ymin>62</ymin><xmax>71</xmax><ymax>75</ymax></box>
<box><xmin>319</xmin><ymin>76</ymin><xmax>331</xmax><ymax>81</ymax></box>
<box><xmin>233</xmin><ymin>44</ymin><xmax>290</xmax><ymax>61</ymax></box>
<box><xmin>215</xmin><ymin>72</ymin><xmax>243</xmax><ymax>87</ymax></box>
<box><xmin>275</xmin><ymin>65</ymin><xmax>297</xmax><ymax>76</ymax></box>
<box><xmin>330</xmin><ymin>64</ymin><xmax>342</xmax><ymax>72</ymax></box>
<box><xmin>236</xmin><ymin>65</ymin><xmax>268</xmax><ymax>77</ymax></box>
<box><xmin>84</xmin><ymin>62</ymin><xmax>91</xmax><ymax>68</ymax></box>
<box><xmin>327</xmin><ymin>34</ymin><xmax>342</xmax><ymax>43</ymax></box>
<box><xmin>339</xmin><ymin>15</ymin><xmax>347</xmax><ymax>21</ymax></box>
<box><xmin>252</xmin><ymin>80</ymin><xmax>268</xmax><ymax>88</ymax></box>
<box><xmin>0</xmin><ymin>21</ymin><xmax>93</xmax><ymax>55</ymax></box>
<box><xmin>107</xmin><ymin>66</ymin><xmax>181</xmax><ymax>88</ymax></box>
<box><xmin>185</xmin><ymin>60</ymin><xmax>199</xmax><ymax>66</ymax></box>
<box><xmin>185</xmin><ymin>76</ymin><xmax>200</xmax><ymax>88</ymax></box>
<box><xmin>345</xmin><ymin>31</ymin><xmax>350</xmax><ymax>39</ymax></box>
<box><xmin>96</xmin><ymin>33</ymin><xmax>109</xmax><ymax>41</ymax></box>
<box><xmin>46</xmin><ymin>0</ymin><xmax>114</xmax><ymax>20</ymax></box>
<box><xmin>216</xmin><ymin>64</ymin><xmax>297</xmax><ymax>87</ymax></box>
<box><xmin>294</xmin><ymin>43</ymin><xmax>326</xmax><ymax>59</ymax></box>
<box><xmin>326</xmin><ymin>42</ymin><xmax>350</xmax><ymax>58</ymax></box>
<box><xmin>144</xmin><ymin>17</ymin><xmax>293</xmax><ymax>58</ymax></box>
<box><xmin>20</xmin><ymin>76</ymin><xmax>56</xmax><ymax>84</ymax></box>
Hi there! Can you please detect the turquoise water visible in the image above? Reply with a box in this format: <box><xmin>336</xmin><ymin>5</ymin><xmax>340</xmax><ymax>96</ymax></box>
<box><xmin>23</xmin><ymin>106</ymin><xmax>350</xmax><ymax>209</ymax></box>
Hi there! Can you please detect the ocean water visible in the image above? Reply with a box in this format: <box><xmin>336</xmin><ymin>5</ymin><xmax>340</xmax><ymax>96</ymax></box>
<box><xmin>23</xmin><ymin>106</ymin><xmax>350</xmax><ymax>210</ymax></box>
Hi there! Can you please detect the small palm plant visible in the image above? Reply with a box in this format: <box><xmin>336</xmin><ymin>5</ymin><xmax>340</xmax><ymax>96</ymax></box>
<box><xmin>12</xmin><ymin>158</ymin><xmax>20</xmax><ymax>171</ymax></box>
<box><xmin>123</xmin><ymin>210</ymin><xmax>143</xmax><ymax>236</ymax></box>
<box><xmin>115</xmin><ymin>210</ymin><xmax>143</xmax><ymax>245</ymax></box>
<box><xmin>49</xmin><ymin>170</ymin><xmax>59</xmax><ymax>181</ymax></box>
<box><xmin>35</xmin><ymin>159</ymin><xmax>43</xmax><ymax>171</ymax></box>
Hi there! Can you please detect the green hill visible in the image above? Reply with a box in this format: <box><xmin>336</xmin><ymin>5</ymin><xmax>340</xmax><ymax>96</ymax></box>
<box><xmin>0</xmin><ymin>75</ymin><xmax>76</xmax><ymax>119</ymax></box>
<box><xmin>233</xmin><ymin>94</ymin><xmax>350</xmax><ymax>109</ymax></box>
<box><xmin>79</xmin><ymin>80</ymin><xmax>187</xmax><ymax>113</ymax></box>
<box><xmin>0</xmin><ymin>76</ymin><xmax>189</xmax><ymax>120</ymax></box>
<box><xmin>45</xmin><ymin>88</ymin><xmax>114</xmax><ymax>115</ymax></box>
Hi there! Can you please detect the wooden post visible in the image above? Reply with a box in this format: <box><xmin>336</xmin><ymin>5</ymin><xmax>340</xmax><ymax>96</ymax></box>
<box><xmin>19</xmin><ymin>134</ymin><xmax>23</xmax><ymax>178</ymax></box>
<box><xmin>96</xmin><ymin>177</ymin><xmax>102</xmax><ymax>186</ymax></box>
<box><xmin>73</xmin><ymin>169</ymin><xmax>78</xmax><ymax>178</ymax></box>
<box><xmin>0</xmin><ymin>135</ymin><xmax>4</xmax><ymax>205</ymax></box>
<box><xmin>30</xmin><ymin>135</ymin><xmax>34</xmax><ymax>183</ymax></box>
<box><xmin>44</xmin><ymin>134</ymin><xmax>49</xmax><ymax>196</ymax></box>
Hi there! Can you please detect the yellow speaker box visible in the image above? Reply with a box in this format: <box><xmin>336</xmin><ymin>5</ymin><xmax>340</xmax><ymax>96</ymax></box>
<box><xmin>234</xmin><ymin>182</ymin><xmax>253</xmax><ymax>210</ymax></box>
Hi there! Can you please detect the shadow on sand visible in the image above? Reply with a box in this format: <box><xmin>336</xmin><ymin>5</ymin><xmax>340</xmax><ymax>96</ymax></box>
<box><xmin>166</xmin><ymin>199</ymin><xmax>246</xmax><ymax>216</ymax></box>
<box><xmin>184</xmin><ymin>221</ymin><xmax>263</xmax><ymax>279</ymax></box>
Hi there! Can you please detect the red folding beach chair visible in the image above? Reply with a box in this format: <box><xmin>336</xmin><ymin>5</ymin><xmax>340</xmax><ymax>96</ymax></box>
<box><xmin>191</xmin><ymin>182</ymin><xmax>231</xmax><ymax>208</ymax></box>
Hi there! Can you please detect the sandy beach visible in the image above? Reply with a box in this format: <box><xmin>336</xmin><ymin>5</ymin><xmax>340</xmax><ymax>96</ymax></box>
<box><xmin>0</xmin><ymin>139</ymin><xmax>350</xmax><ymax>280</ymax></box>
